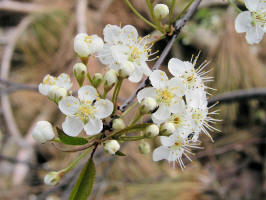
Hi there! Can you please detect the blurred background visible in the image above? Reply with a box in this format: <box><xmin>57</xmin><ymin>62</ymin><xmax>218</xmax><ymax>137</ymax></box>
<box><xmin>0</xmin><ymin>0</ymin><xmax>265</xmax><ymax>199</ymax></box>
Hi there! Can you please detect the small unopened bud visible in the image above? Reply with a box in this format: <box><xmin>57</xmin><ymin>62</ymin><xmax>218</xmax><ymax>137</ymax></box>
<box><xmin>112</xmin><ymin>118</ymin><xmax>126</xmax><ymax>131</ymax></box>
<box><xmin>92</xmin><ymin>73</ymin><xmax>103</xmax><ymax>88</ymax></box>
<box><xmin>47</xmin><ymin>86</ymin><xmax>67</xmax><ymax>103</ymax></box>
<box><xmin>154</xmin><ymin>4</ymin><xmax>169</xmax><ymax>19</ymax></box>
<box><xmin>44</xmin><ymin>171</ymin><xmax>62</xmax><ymax>186</ymax></box>
<box><xmin>118</xmin><ymin>61</ymin><xmax>135</xmax><ymax>79</ymax></box>
<box><xmin>160</xmin><ymin>122</ymin><xmax>175</xmax><ymax>136</ymax></box>
<box><xmin>104</xmin><ymin>69</ymin><xmax>118</xmax><ymax>91</ymax></box>
<box><xmin>73</xmin><ymin>63</ymin><xmax>87</xmax><ymax>86</ymax></box>
<box><xmin>32</xmin><ymin>121</ymin><xmax>55</xmax><ymax>143</ymax></box>
<box><xmin>138</xmin><ymin>141</ymin><xmax>151</xmax><ymax>154</ymax></box>
<box><xmin>145</xmin><ymin>124</ymin><xmax>159</xmax><ymax>137</ymax></box>
<box><xmin>104</xmin><ymin>140</ymin><xmax>120</xmax><ymax>155</ymax></box>
<box><xmin>140</xmin><ymin>97</ymin><xmax>158</xmax><ymax>114</ymax></box>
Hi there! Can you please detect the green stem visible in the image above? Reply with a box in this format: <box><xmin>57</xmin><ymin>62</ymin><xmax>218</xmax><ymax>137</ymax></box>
<box><xmin>60</xmin><ymin>146</ymin><xmax>93</xmax><ymax>174</ymax></box>
<box><xmin>228</xmin><ymin>0</ymin><xmax>242</xmax><ymax>13</ymax></box>
<box><xmin>51</xmin><ymin>138</ymin><xmax>61</xmax><ymax>143</ymax></box>
<box><xmin>172</xmin><ymin>0</ymin><xmax>195</xmax><ymax>23</ymax></box>
<box><xmin>168</xmin><ymin>0</ymin><xmax>176</xmax><ymax>27</ymax></box>
<box><xmin>124</xmin><ymin>0</ymin><xmax>160</xmax><ymax>31</ymax></box>
<box><xmin>119</xmin><ymin>135</ymin><xmax>146</xmax><ymax>141</ymax></box>
<box><xmin>146</xmin><ymin>0</ymin><xmax>155</xmax><ymax>22</ymax></box>
<box><xmin>121</xmin><ymin>101</ymin><xmax>138</xmax><ymax>118</ymax></box>
<box><xmin>112</xmin><ymin>79</ymin><xmax>123</xmax><ymax>115</ymax></box>
<box><xmin>129</xmin><ymin>110</ymin><xmax>142</xmax><ymax>126</ymax></box>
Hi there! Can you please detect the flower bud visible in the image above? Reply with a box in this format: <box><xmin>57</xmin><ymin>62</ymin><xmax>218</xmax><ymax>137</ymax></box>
<box><xmin>145</xmin><ymin>124</ymin><xmax>159</xmax><ymax>137</ymax></box>
<box><xmin>32</xmin><ymin>121</ymin><xmax>55</xmax><ymax>143</ymax></box>
<box><xmin>140</xmin><ymin>97</ymin><xmax>158</xmax><ymax>114</ymax></box>
<box><xmin>47</xmin><ymin>86</ymin><xmax>67</xmax><ymax>103</ymax></box>
<box><xmin>73</xmin><ymin>63</ymin><xmax>87</xmax><ymax>86</ymax></box>
<box><xmin>44</xmin><ymin>171</ymin><xmax>61</xmax><ymax>186</ymax></box>
<box><xmin>154</xmin><ymin>4</ymin><xmax>169</xmax><ymax>19</ymax></box>
<box><xmin>92</xmin><ymin>73</ymin><xmax>103</xmax><ymax>88</ymax></box>
<box><xmin>112</xmin><ymin>118</ymin><xmax>126</xmax><ymax>131</ymax></box>
<box><xmin>138</xmin><ymin>141</ymin><xmax>151</xmax><ymax>154</ymax></box>
<box><xmin>104</xmin><ymin>140</ymin><xmax>120</xmax><ymax>155</ymax></box>
<box><xmin>160</xmin><ymin>122</ymin><xmax>175</xmax><ymax>136</ymax></box>
<box><xmin>118</xmin><ymin>61</ymin><xmax>135</xmax><ymax>79</ymax></box>
<box><xmin>104</xmin><ymin>69</ymin><xmax>118</xmax><ymax>91</ymax></box>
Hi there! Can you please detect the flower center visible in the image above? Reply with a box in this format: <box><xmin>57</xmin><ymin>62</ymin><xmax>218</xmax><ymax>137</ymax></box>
<box><xmin>251</xmin><ymin>11</ymin><xmax>266</xmax><ymax>28</ymax></box>
<box><xmin>182</xmin><ymin>72</ymin><xmax>197</xmax><ymax>87</ymax></box>
<box><xmin>43</xmin><ymin>76</ymin><xmax>56</xmax><ymax>85</ymax></box>
<box><xmin>129</xmin><ymin>46</ymin><xmax>143</xmax><ymax>62</ymax></box>
<box><xmin>76</xmin><ymin>101</ymin><xmax>96</xmax><ymax>122</ymax></box>
<box><xmin>156</xmin><ymin>88</ymin><xmax>175</xmax><ymax>106</ymax></box>
<box><xmin>84</xmin><ymin>36</ymin><xmax>93</xmax><ymax>44</ymax></box>
<box><xmin>191</xmin><ymin>109</ymin><xmax>206</xmax><ymax>125</ymax></box>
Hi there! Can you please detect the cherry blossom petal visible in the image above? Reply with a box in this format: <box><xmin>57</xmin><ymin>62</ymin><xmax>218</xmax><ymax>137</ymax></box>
<box><xmin>58</xmin><ymin>96</ymin><xmax>80</xmax><ymax>115</ymax></box>
<box><xmin>56</xmin><ymin>73</ymin><xmax>72</xmax><ymax>91</ymax></box>
<box><xmin>62</xmin><ymin>117</ymin><xmax>83</xmax><ymax>137</ymax></box>
<box><xmin>235</xmin><ymin>11</ymin><xmax>252</xmax><ymax>33</ymax></box>
<box><xmin>153</xmin><ymin>146</ymin><xmax>170</xmax><ymax>161</ymax></box>
<box><xmin>78</xmin><ymin>86</ymin><xmax>98</xmax><ymax>102</ymax></box>
<box><xmin>103</xmin><ymin>24</ymin><xmax>121</xmax><ymax>44</ymax></box>
<box><xmin>137</xmin><ymin>87</ymin><xmax>157</xmax><ymax>102</ymax></box>
<box><xmin>149</xmin><ymin>70</ymin><xmax>168</xmax><ymax>89</ymax></box>
<box><xmin>84</xmin><ymin>118</ymin><xmax>103</xmax><ymax>135</ymax></box>
<box><xmin>120</xmin><ymin>25</ymin><xmax>138</xmax><ymax>43</ymax></box>
<box><xmin>128</xmin><ymin>67</ymin><xmax>143</xmax><ymax>82</ymax></box>
<box><xmin>245</xmin><ymin>26</ymin><xmax>264</xmax><ymax>44</ymax></box>
<box><xmin>152</xmin><ymin>104</ymin><xmax>171</xmax><ymax>122</ymax></box>
<box><xmin>244</xmin><ymin>0</ymin><xmax>259</xmax><ymax>11</ymax></box>
<box><xmin>168</xmin><ymin>58</ymin><xmax>193</xmax><ymax>77</ymax></box>
<box><xmin>94</xmin><ymin>99</ymin><xmax>114</xmax><ymax>119</ymax></box>
<box><xmin>160</xmin><ymin>136</ymin><xmax>175</xmax><ymax>146</ymax></box>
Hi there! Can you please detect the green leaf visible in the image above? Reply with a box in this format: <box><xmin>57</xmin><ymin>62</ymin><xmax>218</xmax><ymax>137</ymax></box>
<box><xmin>57</xmin><ymin>127</ymin><xmax>88</xmax><ymax>145</ymax></box>
<box><xmin>115</xmin><ymin>151</ymin><xmax>126</xmax><ymax>156</ymax></box>
<box><xmin>69</xmin><ymin>158</ymin><xmax>96</xmax><ymax>200</ymax></box>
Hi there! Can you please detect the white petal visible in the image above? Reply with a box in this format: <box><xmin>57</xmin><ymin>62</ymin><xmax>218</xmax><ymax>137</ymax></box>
<box><xmin>245</xmin><ymin>26</ymin><xmax>264</xmax><ymax>44</ymax></box>
<box><xmin>244</xmin><ymin>0</ymin><xmax>259</xmax><ymax>11</ymax></box>
<box><xmin>58</xmin><ymin>96</ymin><xmax>80</xmax><ymax>115</ymax></box>
<box><xmin>74</xmin><ymin>38</ymin><xmax>90</xmax><ymax>57</ymax></box>
<box><xmin>78</xmin><ymin>86</ymin><xmax>98</xmax><ymax>102</ymax></box>
<box><xmin>38</xmin><ymin>83</ymin><xmax>51</xmax><ymax>96</ymax></box>
<box><xmin>149</xmin><ymin>70</ymin><xmax>168</xmax><ymax>89</ymax></box>
<box><xmin>94</xmin><ymin>99</ymin><xmax>114</xmax><ymax>119</ymax></box>
<box><xmin>235</xmin><ymin>11</ymin><xmax>252</xmax><ymax>33</ymax></box>
<box><xmin>128</xmin><ymin>67</ymin><xmax>143</xmax><ymax>83</ymax></box>
<box><xmin>110</xmin><ymin>45</ymin><xmax>128</xmax><ymax>63</ymax></box>
<box><xmin>120</xmin><ymin>25</ymin><xmax>138</xmax><ymax>43</ymax></box>
<box><xmin>160</xmin><ymin>136</ymin><xmax>175</xmax><ymax>146</ymax></box>
<box><xmin>62</xmin><ymin>117</ymin><xmax>83</xmax><ymax>136</ymax></box>
<box><xmin>169</xmin><ymin>97</ymin><xmax>186</xmax><ymax>114</ymax></box>
<box><xmin>168</xmin><ymin>77</ymin><xmax>185</xmax><ymax>96</ymax></box>
<box><xmin>168</xmin><ymin>58</ymin><xmax>193</xmax><ymax>77</ymax></box>
<box><xmin>90</xmin><ymin>35</ymin><xmax>104</xmax><ymax>53</ymax></box>
<box><xmin>98</xmin><ymin>44</ymin><xmax>114</xmax><ymax>65</ymax></box>
<box><xmin>137</xmin><ymin>87</ymin><xmax>157</xmax><ymax>102</ymax></box>
<box><xmin>56</xmin><ymin>73</ymin><xmax>72</xmax><ymax>91</ymax></box>
<box><xmin>140</xmin><ymin>62</ymin><xmax>152</xmax><ymax>76</ymax></box>
<box><xmin>103</xmin><ymin>24</ymin><xmax>121</xmax><ymax>44</ymax></box>
<box><xmin>84</xmin><ymin>118</ymin><xmax>103</xmax><ymax>135</ymax></box>
<box><xmin>153</xmin><ymin>146</ymin><xmax>170</xmax><ymax>161</ymax></box>
<box><xmin>152</xmin><ymin>104</ymin><xmax>171</xmax><ymax>122</ymax></box>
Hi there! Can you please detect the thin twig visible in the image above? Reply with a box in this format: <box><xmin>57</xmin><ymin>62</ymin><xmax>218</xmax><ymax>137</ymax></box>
<box><xmin>76</xmin><ymin>0</ymin><xmax>88</xmax><ymax>33</ymax></box>
<box><xmin>119</xmin><ymin>0</ymin><xmax>202</xmax><ymax>112</ymax></box>
<box><xmin>208</xmin><ymin>88</ymin><xmax>266</xmax><ymax>107</ymax></box>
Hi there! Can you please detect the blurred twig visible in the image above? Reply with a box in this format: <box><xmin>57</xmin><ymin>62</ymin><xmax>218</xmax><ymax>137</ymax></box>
<box><xmin>0</xmin><ymin>1</ymin><xmax>56</xmax><ymax>13</ymax></box>
<box><xmin>208</xmin><ymin>88</ymin><xmax>266</xmax><ymax>107</ymax></box>
<box><xmin>76</xmin><ymin>0</ymin><xmax>88</xmax><ymax>33</ymax></box>
<box><xmin>0</xmin><ymin>16</ymin><xmax>33</xmax><ymax>147</ymax></box>
<box><xmin>119</xmin><ymin>0</ymin><xmax>202</xmax><ymax>112</ymax></box>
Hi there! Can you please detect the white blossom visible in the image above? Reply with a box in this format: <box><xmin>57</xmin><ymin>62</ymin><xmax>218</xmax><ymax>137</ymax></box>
<box><xmin>98</xmin><ymin>24</ymin><xmax>156</xmax><ymax>82</ymax></box>
<box><xmin>39</xmin><ymin>73</ymin><xmax>72</xmax><ymax>97</ymax></box>
<box><xmin>74</xmin><ymin>33</ymin><xmax>104</xmax><ymax>57</ymax></box>
<box><xmin>104</xmin><ymin>140</ymin><xmax>120</xmax><ymax>155</ymax></box>
<box><xmin>137</xmin><ymin>70</ymin><xmax>185</xmax><ymax>123</ymax></box>
<box><xmin>58</xmin><ymin>86</ymin><xmax>113</xmax><ymax>136</ymax></box>
<box><xmin>235</xmin><ymin>0</ymin><xmax>265</xmax><ymax>44</ymax></box>
<box><xmin>153</xmin><ymin>131</ymin><xmax>200</xmax><ymax>169</ymax></box>
<box><xmin>44</xmin><ymin>171</ymin><xmax>61</xmax><ymax>186</ymax></box>
<box><xmin>145</xmin><ymin>124</ymin><xmax>160</xmax><ymax>137</ymax></box>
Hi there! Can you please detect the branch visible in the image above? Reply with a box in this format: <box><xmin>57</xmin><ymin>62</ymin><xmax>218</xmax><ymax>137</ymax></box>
<box><xmin>0</xmin><ymin>1</ymin><xmax>54</xmax><ymax>13</ymax></box>
<box><xmin>0</xmin><ymin>79</ymin><xmax>38</xmax><ymax>96</ymax></box>
<box><xmin>76</xmin><ymin>0</ymin><xmax>88</xmax><ymax>33</ymax></box>
<box><xmin>119</xmin><ymin>0</ymin><xmax>202</xmax><ymax>112</ymax></box>
<box><xmin>208</xmin><ymin>88</ymin><xmax>266</xmax><ymax>107</ymax></box>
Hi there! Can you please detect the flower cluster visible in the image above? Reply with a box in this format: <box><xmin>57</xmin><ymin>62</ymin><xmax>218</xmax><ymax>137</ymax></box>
<box><xmin>33</xmin><ymin>22</ymin><xmax>219</xmax><ymax>187</ymax></box>
<box><xmin>235</xmin><ymin>0</ymin><xmax>266</xmax><ymax>44</ymax></box>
